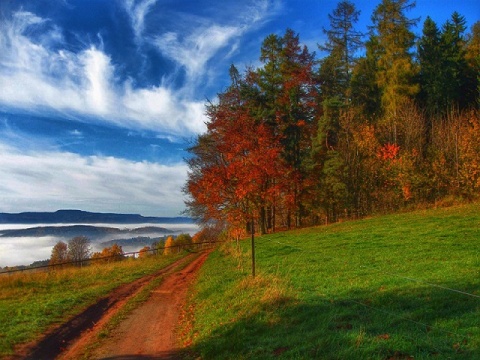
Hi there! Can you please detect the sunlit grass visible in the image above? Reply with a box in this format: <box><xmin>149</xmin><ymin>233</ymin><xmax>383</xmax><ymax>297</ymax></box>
<box><xmin>0</xmin><ymin>253</ymin><xmax>184</xmax><ymax>356</ymax></box>
<box><xmin>185</xmin><ymin>203</ymin><xmax>480</xmax><ymax>359</ymax></box>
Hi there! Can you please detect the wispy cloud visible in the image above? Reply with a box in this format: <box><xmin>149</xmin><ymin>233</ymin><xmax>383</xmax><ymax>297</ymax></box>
<box><xmin>155</xmin><ymin>25</ymin><xmax>239</xmax><ymax>85</ymax></box>
<box><xmin>122</xmin><ymin>0</ymin><xmax>159</xmax><ymax>41</ymax></box>
<box><xmin>0</xmin><ymin>143</ymin><xmax>188</xmax><ymax>216</ymax></box>
<box><xmin>152</xmin><ymin>0</ymin><xmax>278</xmax><ymax>89</ymax></box>
<box><xmin>0</xmin><ymin>10</ymin><xmax>206</xmax><ymax>135</ymax></box>
<box><xmin>0</xmin><ymin>1</ymin><xmax>280</xmax><ymax>135</ymax></box>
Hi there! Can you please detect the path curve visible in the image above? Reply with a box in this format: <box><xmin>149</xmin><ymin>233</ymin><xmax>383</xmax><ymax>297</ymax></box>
<box><xmin>86</xmin><ymin>251</ymin><xmax>210</xmax><ymax>359</ymax></box>
<box><xmin>14</xmin><ymin>251</ymin><xmax>209</xmax><ymax>360</ymax></box>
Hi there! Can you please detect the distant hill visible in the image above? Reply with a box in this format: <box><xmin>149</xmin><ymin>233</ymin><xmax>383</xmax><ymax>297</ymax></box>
<box><xmin>0</xmin><ymin>225</ymin><xmax>174</xmax><ymax>240</ymax></box>
<box><xmin>0</xmin><ymin>210</ymin><xmax>192</xmax><ymax>224</ymax></box>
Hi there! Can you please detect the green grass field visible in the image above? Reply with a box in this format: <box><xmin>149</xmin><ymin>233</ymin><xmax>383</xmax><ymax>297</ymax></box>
<box><xmin>0</xmin><ymin>253</ymin><xmax>184</xmax><ymax>356</ymax></box>
<box><xmin>185</xmin><ymin>204</ymin><xmax>480</xmax><ymax>359</ymax></box>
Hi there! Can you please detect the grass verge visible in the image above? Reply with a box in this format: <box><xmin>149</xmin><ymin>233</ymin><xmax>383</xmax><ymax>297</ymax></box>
<box><xmin>0</xmin><ymin>253</ymin><xmax>185</xmax><ymax>356</ymax></box>
<box><xmin>184</xmin><ymin>203</ymin><xmax>480</xmax><ymax>359</ymax></box>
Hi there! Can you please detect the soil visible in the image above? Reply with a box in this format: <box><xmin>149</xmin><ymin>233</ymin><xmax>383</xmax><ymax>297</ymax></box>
<box><xmin>13</xmin><ymin>251</ymin><xmax>210</xmax><ymax>360</ymax></box>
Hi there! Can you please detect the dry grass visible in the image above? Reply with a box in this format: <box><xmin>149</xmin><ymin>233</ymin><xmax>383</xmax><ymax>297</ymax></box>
<box><xmin>0</xmin><ymin>254</ymin><xmax>184</xmax><ymax>356</ymax></box>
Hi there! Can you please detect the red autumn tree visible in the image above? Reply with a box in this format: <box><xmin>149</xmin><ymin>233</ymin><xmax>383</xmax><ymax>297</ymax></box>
<box><xmin>185</xmin><ymin>66</ymin><xmax>286</xmax><ymax>236</ymax></box>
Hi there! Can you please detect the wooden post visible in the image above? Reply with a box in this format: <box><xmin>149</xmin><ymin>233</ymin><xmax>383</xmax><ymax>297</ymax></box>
<box><xmin>251</xmin><ymin>218</ymin><xmax>255</xmax><ymax>278</ymax></box>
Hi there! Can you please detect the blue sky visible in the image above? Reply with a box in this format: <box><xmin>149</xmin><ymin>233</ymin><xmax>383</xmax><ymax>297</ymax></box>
<box><xmin>0</xmin><ymin>0</ymin><xmax>478</xmax><ymax>217</ymax></box>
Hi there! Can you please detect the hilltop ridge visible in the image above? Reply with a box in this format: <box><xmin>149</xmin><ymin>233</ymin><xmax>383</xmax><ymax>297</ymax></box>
<box><xmin>0</xmin><ymin>210</ymin><xmax>192</xmax><ymax>224</ymax></box>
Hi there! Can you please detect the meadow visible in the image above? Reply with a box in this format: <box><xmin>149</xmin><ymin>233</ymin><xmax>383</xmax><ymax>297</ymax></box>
<box><xmin>184</xmin><ymin>203</ymin><xmax>480</xmax><ymax>359</ymax></box>
<box><xmin>0</xmin><ymin>253</ymin><xmax>184</xmax><ymax>356</ymax></box>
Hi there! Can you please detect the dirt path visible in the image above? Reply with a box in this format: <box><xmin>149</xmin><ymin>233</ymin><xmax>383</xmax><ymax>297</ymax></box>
<box><xmin>85</xmin><ymin>251</ymin><xmax>209</xmax><ymax>359</ymax></box>
<box><xmin>16</xmin><ymin>251</ymin><xmax>209</xmax><ymax>360</ymax></box>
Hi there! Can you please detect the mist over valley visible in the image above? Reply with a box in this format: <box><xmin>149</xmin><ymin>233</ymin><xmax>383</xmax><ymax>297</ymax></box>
<box><xmin>0</xmin><ymin>211</ymin><xmax>198</xmax><ymax>268</ymax></box>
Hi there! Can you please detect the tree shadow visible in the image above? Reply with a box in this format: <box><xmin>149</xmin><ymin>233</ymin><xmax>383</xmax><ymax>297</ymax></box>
<box><xmin>188</xmin><ymin>281</ymin><xmax>479</xmax><ymax>359</ymax></box>
<box><xmin>99</xmin><ymin>351</ymin><xmax>185</xmax><ymax>360</ymax></box>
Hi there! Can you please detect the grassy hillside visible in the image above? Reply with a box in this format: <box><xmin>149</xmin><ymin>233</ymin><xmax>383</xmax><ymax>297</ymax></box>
<box><xmin>0</xmin><ymin>253</ymin><xmax>185</xmax><ymax>356</ymax></box>
<box><xmin>184</xmin><ymin>204</ymin><xmax>480</xmax><ymax>359</ymax></box>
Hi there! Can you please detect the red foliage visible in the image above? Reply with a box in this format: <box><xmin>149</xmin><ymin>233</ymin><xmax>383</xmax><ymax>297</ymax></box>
<box><xmin>378</xmin><ymin>143</ymin><xmax>400</xmax><ymax>161</ymax></box>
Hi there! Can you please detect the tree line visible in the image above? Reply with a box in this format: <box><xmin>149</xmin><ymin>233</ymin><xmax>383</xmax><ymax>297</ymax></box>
<box><xmin>48</xmin><ymin>233</ymin><xmax>197</xmax><ymax>267</ymax></box>
<box><xmin>184</xmin><ymin>0</ymin><xmax>479</xmax><ymax>237</ymax></box>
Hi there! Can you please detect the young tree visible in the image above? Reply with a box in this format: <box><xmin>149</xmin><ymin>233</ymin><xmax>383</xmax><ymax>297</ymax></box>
<box><xmin>163</xmin><ymin>236</ymin><xmax>175</xmax><ymax>255</ymax></box>
<box><xmin>49</xmin><ymin>241</ymin><xmax>69</xmax><ymax>266</ymax></box>
<box><xmin>68</xmin><ymin>236</ymin><xmax>91</xmax><ymax>267</ymax></box>
<box><xmin>92</xmin><ymin>244</ymin><xmax>125</xmax><ymax>263</ymax></box>
<box><xmin>458</xmin><ymin>111</ymin><xmax>480</xmax><ymax>199</ymax></box>
<box><xmin>151</xmin><ymin>239</ymin><xmax>166</xmax><ymax>255</ymax></box>
<box><xmin>108</xmin><ymin>243</ymin><xmax>124</xmax><ymax>261</ymax></box>
<box><xmin>175</xmin><ymin>233</ymin><xmax>193</xmax><ymax>251</ymax></box>
<box><xmin>138</xmin><ymin>246</ymin><xmax>151</xmax><ymax>258</ymax></box>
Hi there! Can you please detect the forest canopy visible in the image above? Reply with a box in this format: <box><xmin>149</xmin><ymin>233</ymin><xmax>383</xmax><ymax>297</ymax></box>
<box><xmin>184</xmin><ymin>0</ymin><xmax>479</xmax><ymax>237</ymax></box>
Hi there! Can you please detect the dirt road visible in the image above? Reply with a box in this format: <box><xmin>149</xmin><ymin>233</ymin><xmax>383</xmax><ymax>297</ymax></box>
<box><xmin>18</xmin><ymin>251</ymin><xmax>210</xmax><ymax>360</ymax></box>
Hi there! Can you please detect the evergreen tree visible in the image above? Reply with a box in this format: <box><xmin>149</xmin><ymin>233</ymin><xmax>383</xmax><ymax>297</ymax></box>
<box><xmin>418</xmin><ymin>16</ymin><xmax>444</xmax><ymax>116</ymax></box>
<box><xmin>465</xmin><ymin>21</ymin><xmax>480</xmax><ymax>107</ymax></box>
<box><xmin>441</xmin><ymin>12</ymin><xmax>473</xmax><ymax>110</ymax></box>
<box><xmin>314</xmin><ymin>2</ymin><xmax>364</xmax><ymax>223</ymax></box>
<box><xmin>319</xmin><ymin>0</ymin><xmax>363</xmax><ymax>102</ymax></box>
<box><xmin>350</xmin><ymin>35</ymin><xmax>382</xmax><ymax>119</ymax></box>
<box><xmin>371</xmin><ymin>0</ymin><xmax>419</xmax><ymax>142</ymax></box>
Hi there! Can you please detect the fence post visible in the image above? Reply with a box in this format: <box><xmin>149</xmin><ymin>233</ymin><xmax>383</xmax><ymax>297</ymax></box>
<box><xmin>251</xmin><ymin>218</ymin><xmax>255</xmax><ymax>278</ymax></box>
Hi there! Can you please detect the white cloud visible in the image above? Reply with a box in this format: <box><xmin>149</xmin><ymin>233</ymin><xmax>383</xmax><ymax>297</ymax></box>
<box><xmin>80</xmin><ymin>47</ymin><xmax>115</xmax><ymax>115</ymax></box>
<box><xmin>0</xmin><ymin>10</ymin><xmax>207</xmax><ymax>135</ymax></box>
<box><xmin>152</xmin><ymin>1</ymin><xmax>278</xmax><ymax>89</ymax></box>
<box><xmin>0</xmin><ymin>0</ymin><xmax>282</xmax><ymax>136</ymax></box>
<box><xmin>122</xmin><ymin>82</ymin><xmax>206</xmax><ymax>134</ymax></box>
<box><xmin>155</xmin><ymin>25</ymin><xmax>239</xmax><ymax>83</ymax></box>
<box><xmin>0</xmin><ymin>143</ymin><xmax>188</xmax><ymax>217</ymax></box>
<box><xmin>123</xmin><ymin>0</ymin><xmax>159</xmax><ymax>41</ymax></box>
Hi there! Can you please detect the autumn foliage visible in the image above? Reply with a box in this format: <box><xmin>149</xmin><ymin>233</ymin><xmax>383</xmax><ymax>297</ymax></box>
<box><xmin>185</xmin><ymin>1</ymin><xmax>479</xmax><ymax>238</ymax></box>
<box><xmin>91</xmin><ymin>243</ymin><xmax>125</xmax><ymax>262</ymax></box>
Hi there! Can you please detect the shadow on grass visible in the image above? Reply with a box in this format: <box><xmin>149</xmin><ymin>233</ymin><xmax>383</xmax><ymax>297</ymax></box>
<box><xmin>189</xmin><ymin>282</ymin><xmax>479</xmax><ymax>359</ymax></box>
<box><xmin>99</xmin><ymin>352</ymin><xmax>184</xmax><ymax>360</ymax></box>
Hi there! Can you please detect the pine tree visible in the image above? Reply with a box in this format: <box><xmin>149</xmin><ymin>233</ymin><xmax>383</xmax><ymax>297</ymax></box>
<box><xmin>319</xmin><ymin>0</ymin><xmax>363</xmax><ymax>102</ymax></box>
<box><xmin>441</xmin><ymin>12</ymin><xmax>472</xmax><ymax>110</ymax></box>
<box><xmin>418</xmin><ymin>16</ymin><xmax>444</xmax><ymax>116</ymax></box>
<box><xmin>350</xmin><ymin>35</ymin><xmax>382</xmax><ymax>119</ymax></box>
<box><xmin>315</xmin><ymin>1</ymin><xmax>363</xmax><ymax>224</ymax></box>
<box><xmin>371</xmin><ymin>0</ymin><xmax>419</xmax><ymax>142</ymax></box>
